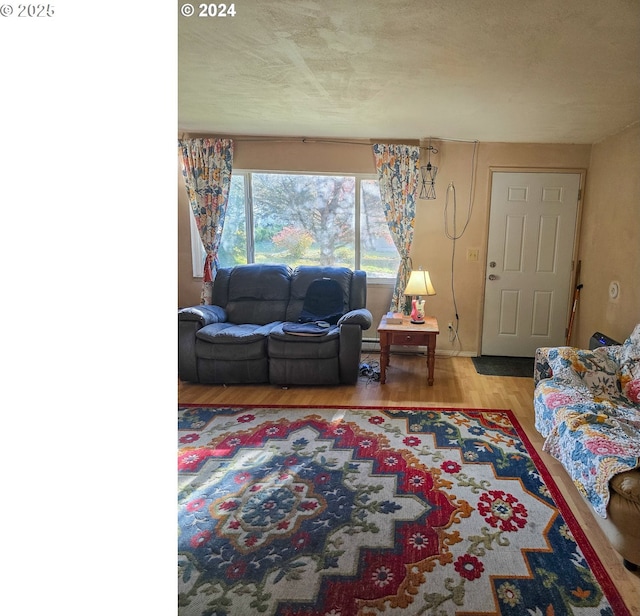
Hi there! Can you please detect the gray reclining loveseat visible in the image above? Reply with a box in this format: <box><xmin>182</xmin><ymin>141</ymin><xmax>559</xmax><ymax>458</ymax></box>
<box><xmin>178</xmin><ymin>264</ymin><xmax>372</xmax><ymax>385</ymax></box>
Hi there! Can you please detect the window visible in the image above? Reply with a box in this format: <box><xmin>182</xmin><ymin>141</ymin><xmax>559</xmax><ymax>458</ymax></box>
<box><xmin>190</xmin><ymin>171</ymin><xmax>399</xmax><ymax>281</ymax></box>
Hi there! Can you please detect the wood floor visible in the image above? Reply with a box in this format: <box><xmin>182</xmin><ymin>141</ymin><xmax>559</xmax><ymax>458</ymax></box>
<box><xmin>178</xmin><ymin>352</ymin><xmax>640</xmax><ymax>613</ymax></box>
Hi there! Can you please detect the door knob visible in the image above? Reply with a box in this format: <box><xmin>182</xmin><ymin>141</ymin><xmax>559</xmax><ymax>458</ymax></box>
<box><xmin>488</xmin><ymin>274</ymin><xmax>498</xmax><ymax>281</ymax></box>
<box><xmin>489</xmin><ymin>261</ymin><xmax>496</xmax><ymax>268</ymax></box>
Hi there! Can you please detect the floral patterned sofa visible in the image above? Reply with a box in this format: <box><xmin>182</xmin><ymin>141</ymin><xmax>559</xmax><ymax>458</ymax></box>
<box><xmin>534</xmin><ymin>324</ymin><xmax>640</xmax><ymax>571</ymax></box>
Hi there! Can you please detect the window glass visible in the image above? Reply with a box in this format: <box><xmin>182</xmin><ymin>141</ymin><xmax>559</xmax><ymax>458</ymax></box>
<box><xmin>217</xmin><ymin>174</ymin><xmax>247</xmax><ymax>268</ymax></box>
<box><xmin>360</xmin><ymin>179</ymin><xmax>398</xmax><ymax>279</ymax></box>
<box><xmin>190</xmin><ymin>172</ymin><xmax>399</xmax><ymax>280</ymax></box>
<box><xmin>253</xmin><ymin>173</ymin><xmax>355</xmax><ymax>268</ymax></box>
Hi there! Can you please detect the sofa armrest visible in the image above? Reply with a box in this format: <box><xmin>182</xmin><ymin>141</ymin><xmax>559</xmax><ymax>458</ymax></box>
<box><xmin>534</xmin><ymin>346</ymin><xmax>594</xmax><ymax>385</ymax></box>
<box><xmin>339</xmin><ymin>322</ymin><xmax>365</xmax><ymax>383</ymax></box>
<box><xmin>534</xmin><ymin>347</ymin><xmax>554</xmax><ymax>385</ymax></box>
<box><xmin>337</xmin><ymin>309</ymin><xmax>372</xmax><ymax>383</ymax></box>
<box><xmin>178</xmin><ymin>304</ymin><xmax>227</xmax><ymax>326</ymax></box>
<box><xmin>178</xmin><ymin>305</ymin><xmax>227</xmax><ymax>383</ymax></box>
<box><xmin>338</xmin><ymin>308</ymin><xmax>372</xmax><ymax>330</ymax></box>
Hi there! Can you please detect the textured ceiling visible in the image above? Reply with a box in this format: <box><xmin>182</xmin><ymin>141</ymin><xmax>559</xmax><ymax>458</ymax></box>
<box><xmin>178</xmin><ymin>0</ymin><xmax>640</xmax><ymax>143</ymax></box>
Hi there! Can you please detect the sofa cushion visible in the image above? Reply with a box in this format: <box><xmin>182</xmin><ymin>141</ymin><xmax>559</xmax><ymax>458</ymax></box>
<box><xmin>618</xmin><ymin>323</ymin><xmax>640</xmax><ymax>365</ymax></box>
<box><xmin>225</xmin><ymin>264</ymin><xmax>292</xmax><ymax>325</ymax></box>
<box><xmin>269</xmin><ymin>323</ymin><xmax>340</xmax><ymax>359</ymax></box>
<box><xmin>281</xmin><ymin>322</ymin><xmax>336</xmax><ymax>336</ymax></box>
<box><xmin>534</xmin><ymin>378</ymin><xmax>593</xmax><ymax>437</ymax></box>
<box><xmin>616</xmin><ymin>324</ymin><xmax>640</xmax><ymax>405</ymax></box>
<box><xmin>620</xmin><ymin>361</ymin><xmax>640</xmax><ymax>404</ymax></box>
<box><xmin>542</xmin><ymin>401</ymin><xmax>640</xmax><ymax>517</ymax></box>
<box><xmin>298</xmin><ymin>278</ymin><xmax>345</xmax><ymax>324</ymax></box>
<box><xmin>195</xmin><ymin>322</ymin><xmax>282</xmax><ymax>360</ymax></box>
<box><xmin>285</xmin><ymin>266</ymin><xmax>352</xmax><ymax>322</ymax></box>
<box><xmin>547</xmin><ymin>347</ymin><xmax>620</xmax><ymax>399</ymax></box>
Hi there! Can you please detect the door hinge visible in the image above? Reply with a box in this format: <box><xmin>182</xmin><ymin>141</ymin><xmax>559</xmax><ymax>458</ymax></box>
<box><xmin>578</xmin><ymin>188</ymin><xmax>582</xmax><ymax>200</ymax></box>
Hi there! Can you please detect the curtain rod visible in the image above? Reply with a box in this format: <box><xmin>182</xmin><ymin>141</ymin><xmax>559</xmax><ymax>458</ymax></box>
<box><xmin>301</xmin><ymin>138</ymin><xmax>481</xmax><ymax>145</ymax></box>
<box><xmin>179</xmin><ymin>134</ymin><xmax>479</xmax><ymax>146</ymax></box>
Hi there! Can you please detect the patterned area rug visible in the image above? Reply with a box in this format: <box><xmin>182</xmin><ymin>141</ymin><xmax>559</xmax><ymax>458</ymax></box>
<box><xmin>178</xmin><ymin>405</ymin><xmax>629</xmax><ymax>616</ymax></box>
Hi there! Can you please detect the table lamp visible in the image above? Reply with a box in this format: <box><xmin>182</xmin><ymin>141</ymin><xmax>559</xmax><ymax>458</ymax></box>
<box><xmin>404</xmin><ymin>269</ymin><xmax>436</xmax><ymax>324</ymax></box>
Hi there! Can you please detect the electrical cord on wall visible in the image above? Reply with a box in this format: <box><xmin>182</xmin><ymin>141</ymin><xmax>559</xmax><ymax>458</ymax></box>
<box><xmin>443</xmin><ymin>140</ymin><xmax>479</xmax><ymax>352</ymax></box>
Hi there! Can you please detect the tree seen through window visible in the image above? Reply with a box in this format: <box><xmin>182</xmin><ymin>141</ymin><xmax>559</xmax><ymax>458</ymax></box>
<box><xmin>206</xmin><ymin>172</ymin><xmax>399</xmax><ymax>279</ymax></box>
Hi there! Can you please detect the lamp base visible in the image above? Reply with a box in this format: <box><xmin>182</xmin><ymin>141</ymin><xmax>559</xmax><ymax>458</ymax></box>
<box><xmin>410</xmin><ymin>298</ymin><xmax>426</xmax><ymax>324</ymax></box>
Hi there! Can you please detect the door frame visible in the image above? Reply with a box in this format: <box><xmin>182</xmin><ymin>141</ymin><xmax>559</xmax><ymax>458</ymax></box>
<box><xmin>477</xmin><ymin>167</ymin><xmax>587</xmax><ymax>356</ymax></box>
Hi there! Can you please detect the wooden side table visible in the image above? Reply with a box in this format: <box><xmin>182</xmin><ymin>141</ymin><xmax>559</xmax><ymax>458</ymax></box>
<box><xmin>377</xmin><ymin>315</ymin><xmax>440</xmax><ymax>385</ymax></box>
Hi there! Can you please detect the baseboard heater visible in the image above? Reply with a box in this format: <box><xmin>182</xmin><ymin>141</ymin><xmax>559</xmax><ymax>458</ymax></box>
<box><xmin>589</xmin><ymin>332</ymin><xmax>620</xmax><ymax>350</ymax></box>
<box><xmin>362</xmin><ymin>337</ymin><xmax>380</xmax><ymax>352</ymax></box>
<box><xmin>361</xmin><ymin>337</ymin><xmax>428</xmax><ymax>355</ymax></box>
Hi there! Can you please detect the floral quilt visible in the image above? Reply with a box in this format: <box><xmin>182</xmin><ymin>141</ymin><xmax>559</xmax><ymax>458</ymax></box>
<box><xmin>533</xmin><ymin>324</ymin><xmax>640</xmax><ymax>517</ymax></box>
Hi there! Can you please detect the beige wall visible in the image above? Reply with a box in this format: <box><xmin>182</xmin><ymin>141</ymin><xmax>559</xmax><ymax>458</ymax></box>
<box><xmin>178</xmin><ymin>137</ymin><xmax>592</xmax><ymax>354</ymax></box>
<box><xmin>573</xmin><ymin>122</ymin><xmax>640</xmax><ymax>347</ymax></box>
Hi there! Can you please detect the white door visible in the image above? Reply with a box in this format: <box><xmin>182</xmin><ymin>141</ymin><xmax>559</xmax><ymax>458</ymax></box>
<box><xmin>481</xmin><ymin>172</ymin><xmax>580</xmax><ymax>357</ymax></box>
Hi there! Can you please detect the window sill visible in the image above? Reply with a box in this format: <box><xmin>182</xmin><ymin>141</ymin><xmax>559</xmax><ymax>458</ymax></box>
<box><xmin>366</xmin><ymin>279</ymin><xmax>395</xmax><ymax>287</ymax></box>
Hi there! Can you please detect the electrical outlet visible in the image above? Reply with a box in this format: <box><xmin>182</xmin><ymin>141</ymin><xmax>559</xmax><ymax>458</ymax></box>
<box><xmin>467</xmin><ymin>248</ymin><xmax>479</xmax><ymax>262</ymax></box>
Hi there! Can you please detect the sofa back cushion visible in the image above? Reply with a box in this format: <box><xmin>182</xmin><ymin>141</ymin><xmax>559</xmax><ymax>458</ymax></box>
<box><xmin>285</xmin><ymin>267</ymin><xmax>352</xmax><ymax>322</ymax></box>
<box><xmin>210</xmin><ymin>263</ymin><xmax>367</xmax><ymax>326</ymax></box>
<box><xmin>619</xmin><ymin>323</ymin><xmax>640</xmax><ymax>365</ymax></box>
<box><xmin>216</xmin><ymin>264</ymin><xmax>292</xmax><ymax>325</ymax></box>
<box><xmin>547</xmin><ymin>347</ymin><xmax>620</xmax><ymax>399</ymax></box>
<box><xmin>298</xmin><ymin>278</ymin><xmax>346</xmax><ymax>324</ymax></box>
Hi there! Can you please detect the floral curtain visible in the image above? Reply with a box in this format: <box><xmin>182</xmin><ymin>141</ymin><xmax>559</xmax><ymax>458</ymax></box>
<box><xmin>179</xmin><ymin>138</ymin><xmax>234</xmax><ymax>304</ymax></box>
<box><xmin>372</xmin><ymin>144</ymin><xmax>420</xmax><ymax>313</ymax></box>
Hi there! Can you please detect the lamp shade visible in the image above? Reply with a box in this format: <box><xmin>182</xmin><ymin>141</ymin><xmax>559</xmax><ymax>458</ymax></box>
<box><xmin>404</xmin><ymin>270</ymin><xmax>436</xmax><ymax>296</ymax></box>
